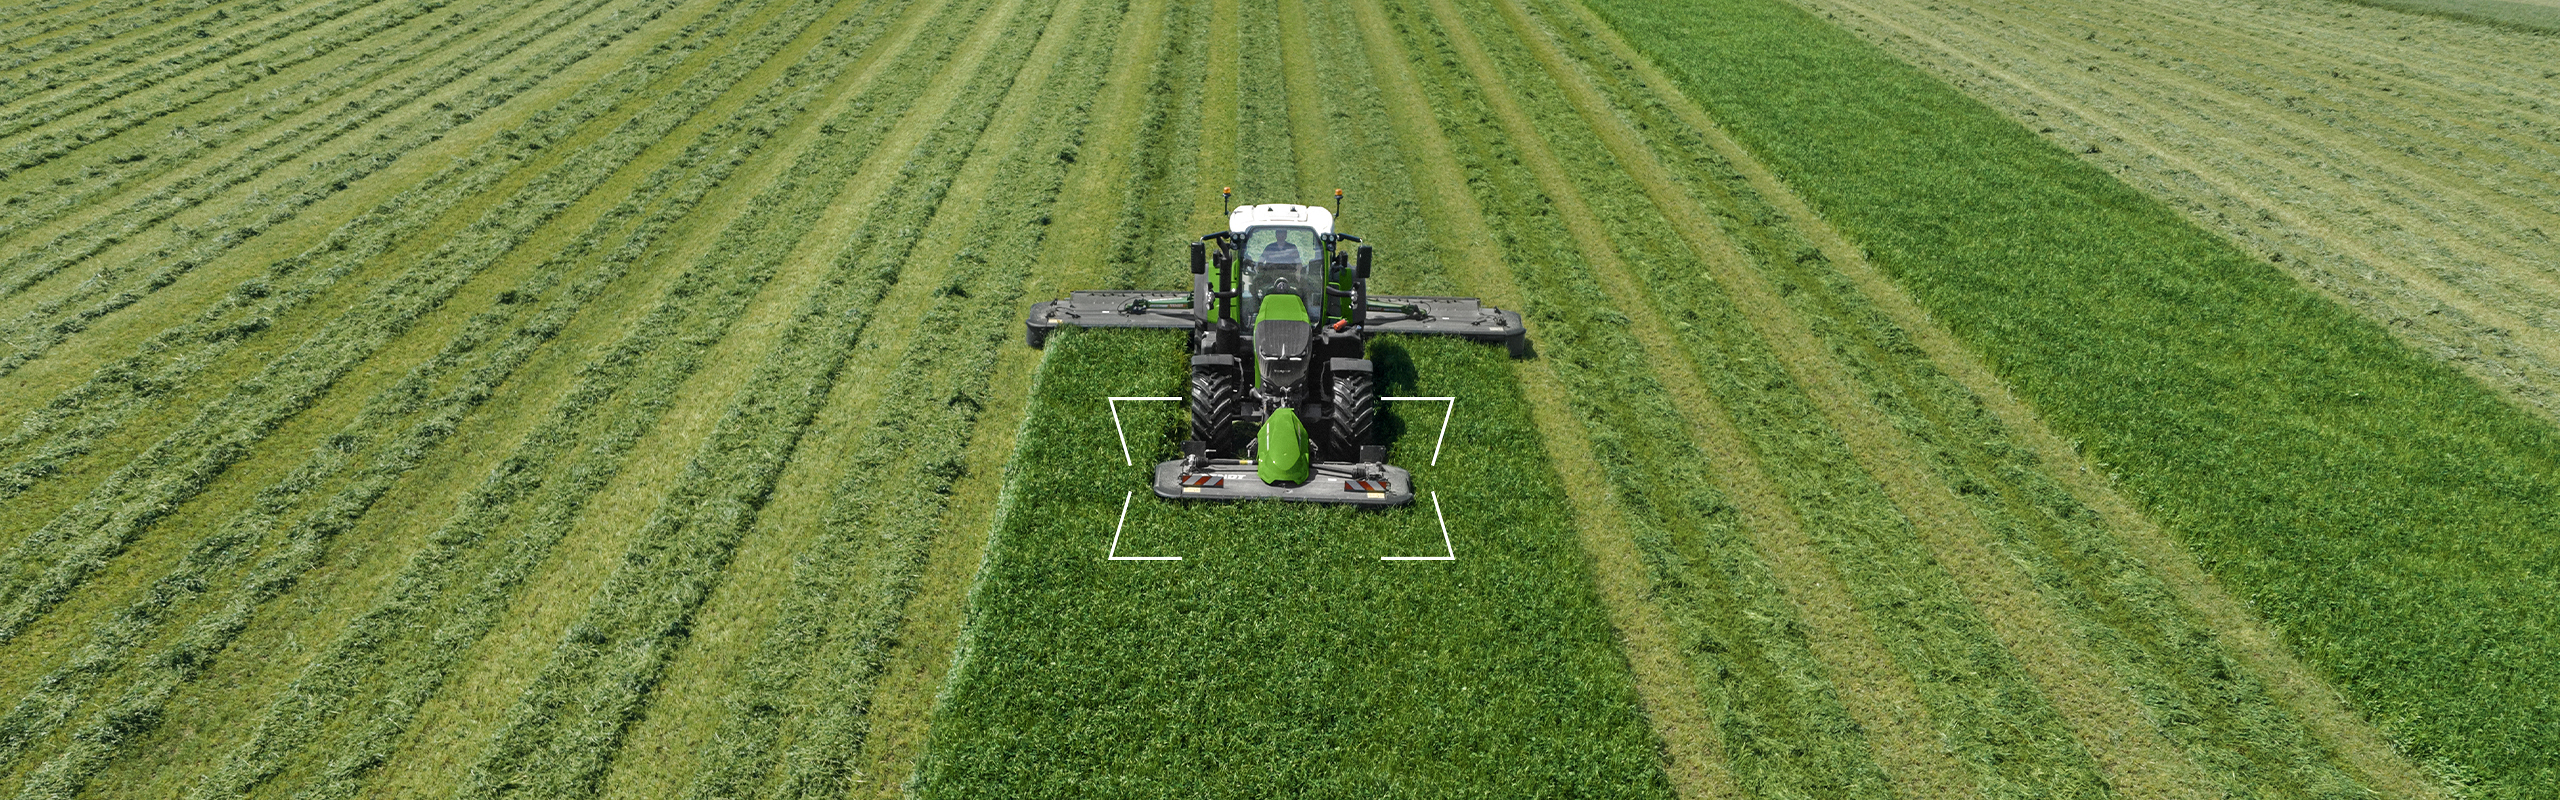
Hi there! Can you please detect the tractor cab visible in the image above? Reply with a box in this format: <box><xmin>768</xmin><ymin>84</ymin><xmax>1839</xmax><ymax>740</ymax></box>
<box><xmin>1239</xmin><ymin>225</ymin><xmax>1323</xmax><ymax>323</ymax></box>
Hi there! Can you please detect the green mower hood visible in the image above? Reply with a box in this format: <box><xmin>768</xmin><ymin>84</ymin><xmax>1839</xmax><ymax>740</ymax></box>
<box><xmin>1256</xmin><ymin>408</ymin><xmax>1312</xmax><ymax>485</ymax></box>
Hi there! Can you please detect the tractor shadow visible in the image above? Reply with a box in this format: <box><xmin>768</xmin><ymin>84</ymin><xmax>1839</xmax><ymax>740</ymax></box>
<box><xmin>1368</xmin><ymin>338</ymin><xmax>1420</xmax><ymax>453</ymax></box>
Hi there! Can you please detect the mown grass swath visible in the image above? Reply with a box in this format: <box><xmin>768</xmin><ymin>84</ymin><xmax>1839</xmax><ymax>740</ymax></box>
<box><xmin>0</xmin><ymin>0</ymin><xmax>786</xmax><ymax>658</ymax></box>
<box><xmin>0</xmin><ymin>0</ymin><xmax>398</xmax><ymax>143</ymax></box>
<box><xmin>1582</xmin><ymin>0</ymin><xmax>2560</xmax><ymax>793</ymax></box>
<box><xmin>0</xmin><ymin>0</ymin><xmax>895</xmax><ymax>794</ymax></box>
<box><xmin>0</xmin><ymin>0</ymin><xmax>642</xmax><ymax>369</ymax></box>
<box><xmin>0</xmin><ymin>0</ymin><xmax>700</xmax><ymax>512</ymax></box>
<box><xmin>0</xmin><ymin>0</ymin><xmax>609</xmax><ymax>292</ymax></box>
<box><xmin>447</xmin><ymin>2</ymin><xmax>1112</xmax><ymax>795</ymax></box>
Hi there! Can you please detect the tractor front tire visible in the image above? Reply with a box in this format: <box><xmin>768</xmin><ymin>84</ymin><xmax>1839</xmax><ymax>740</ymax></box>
<box><xmin>1322</xmin><ymin>371</ymin><xmax>1378</xmax><ymax>461</ymax></box>
<box><xmin>1190</xmin><ymin>365</ymin><xmax>1245</xmax><ymax>456</ymax></box>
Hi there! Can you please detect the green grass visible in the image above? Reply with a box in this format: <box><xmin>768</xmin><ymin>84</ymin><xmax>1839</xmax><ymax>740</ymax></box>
<box><xmin>2333</xmin><ymin>0</ymin><xmax>2560</xmax><ymax>34</ymax></box>
<box><xmin>1579</xmin><ymin>0</ymin><xmax>2560</xmax><ymax>793</ymax></box>
<box><xmin>916</xmin><ymin>328</ymin><xmax>1673</xmax><ymax>799</ymax></box>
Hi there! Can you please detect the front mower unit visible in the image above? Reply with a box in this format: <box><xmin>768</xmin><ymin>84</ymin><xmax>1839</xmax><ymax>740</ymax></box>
<box><xmin>1154</xmin><ymin>457</ymin><xmax>1414</xmax><ymax>508</ymax></box>
<box><xmin>1027</xmin><ymin>196</ymin><xmax>1526</xmax><ymax>508</ymax></box>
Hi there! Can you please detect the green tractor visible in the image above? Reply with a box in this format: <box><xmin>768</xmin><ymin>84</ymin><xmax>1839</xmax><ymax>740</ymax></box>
<box><xmin>1024</xmin><ymin>194</ymin><xmax>1526</xmax><ymax>507</ymax></box>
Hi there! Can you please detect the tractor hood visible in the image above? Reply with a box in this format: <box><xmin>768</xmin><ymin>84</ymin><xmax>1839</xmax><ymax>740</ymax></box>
<box><xmin>1254</xmin><ymin>293</ymin><xmax>1314</xmax><ymax>390</ymax></box>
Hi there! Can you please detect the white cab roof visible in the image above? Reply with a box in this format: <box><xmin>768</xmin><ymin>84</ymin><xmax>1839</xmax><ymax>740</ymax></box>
<box><xmin>1228</xmin><ymin>203</ymin><xmax>1333</xmax><ymax>235</ymax></box>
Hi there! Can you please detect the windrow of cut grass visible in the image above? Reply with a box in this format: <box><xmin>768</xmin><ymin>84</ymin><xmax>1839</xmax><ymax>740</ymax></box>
<box><xmin>917</xmin><ymin>329</ymin><xmax>1675</xmax><ymax>800</ymax></box>
<box><xmin>1580</xmin><ymin>0</ymin><xmax>2560</xmax><ymax>793</ymax></box>
<box><xmin>0</xmin><ymin>0</ymin><xmax>631</xmax><ymax>368</ymax></box>
<box><xmin>0</xmin><ymin>0</ymin><xmax>699</xmax><ymax>502</ymax></box>
<box><xmin>0</xmin><ymin>0</ymin><xmax>889</xmax><ymax>794</ymax></box>
<box><xmin>0</xmin><ymin>0</ymin><xmax>392</xmax><ymax>142</ymax></box>
<box><xmin>0</xmin><ymin>0</ymin><xmax>447</xmax><ymax>182</ymax></box>
<box><xmin>599</xmin><ymin>2</ymin><xmax>1151</xmax><ymax>798</ymax></box>
<box><xmin>441</xmin><ymin>2</ymin><xmax>1102</xmax><ymax>796</ymax></box>
<box><xmin>0</xmin><ymin>0</ymin><xmax>206</xmax><ymax>61</ymax></box>
<box><xmin>0</xmin><ymin>0</ymin><xmax>788</xmax><ymax>653</ymax></box>
<box><xmin>140</xmin><ymin>7</ymin><xmax>1007</xmax><ymax>795</ymax></box>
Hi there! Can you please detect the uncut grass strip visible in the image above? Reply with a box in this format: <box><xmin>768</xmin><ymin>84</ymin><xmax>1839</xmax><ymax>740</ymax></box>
<box><xmin>1397</xmin><ymin>4</ymin><xmax>1961</xmax><ymax>796</ymax></box>
<box><xmin>0</xmin><ymin>0</ymin><xmax>877</xmax><ymax>773</ymax></box>
<box><xmin>0</xmin><ymin>0</ymin><xmax>551</xmax><ymax>245</ymax></box>
<box><xmin>1581</xmin><ymin>0</ymin><xmax>2560</xmax><ymax>791</ymax></box>
<box><xmin>1418</xmin><ymin>2</ymin><xmax>2226</xmax><ymax>795</ymax></box>
<box><xmin>914</xmin><ymin>330</ymin><xmax>1676</xmax><ymax>799</ymax></box>
<box><xmin>0</xmin><ymin>0</ymin><xmax>664</xmax><ymax>365</ymax></box>
<box><xmin>450</xmin><ymin>4</ymin><xmax>1095</xmax><ymax>795</ymax></box>
<box><xmin>1533</xmin><ymin>5</ymin><xmax>2449</xmax><ymax>791</ymax></box>
<box><xmin>1791</xmin><ymin>0</ymin><xmax>2560</xmax><ymax>414</ymax></box>
<box><xmin>1346</xmin><ymin>2</ymin><xmax>1739</xmax><ymax>795</ymax></box>
<box><xmin>0</xmin><ymin>0</ymin><xmax>391</xmax><ymax>143</ymax></box>
<box><xmin>0</xmin><ymin>0</ymin><xmax>789</xmax><ymax>645</ymax></box>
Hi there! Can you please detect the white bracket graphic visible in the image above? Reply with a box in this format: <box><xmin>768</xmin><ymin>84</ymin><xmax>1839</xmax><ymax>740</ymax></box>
<box><xmin>1107</xmin><ymin>396</ymin><xmax>1182</xmax><ymax>465</ymax></box>
<box><xmin>1380</xmin><ymin>396</ymin><xmax>1455</xmax><ymax>465</ymax></box>
<box><xmin>1381</xmin><ymin>492</ymin><xmax>1456</xmax><ymax>561</ymax></box>
<box><xmin>1107</xmin><ymin>491</ymin><xmax>1181</xmax><ymax>561</ymax></box>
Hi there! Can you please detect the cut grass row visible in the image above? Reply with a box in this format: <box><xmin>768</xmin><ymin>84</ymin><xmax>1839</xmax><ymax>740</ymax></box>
<box><xmin>0</xmin><ymin>0</ymin><xmax>387</xmax><ymax>141</ymax></box>
<box><xmin>1580</xmin><ymin>0</ymin><xmax>2560</xmax><ymax>793</ymax></box>
<box><xmin>0</xmin><ymin>0</ymin><xmax>884</xmax><ymax>792</ymax></box>
<box><xmin>917</xmin><ymin>329</ymin><xmax>1675</xmax><ymax>799</ymax></box>
<box><xmin>0</xmin><ymin>0</ymin><xmax>633</xmax><ymax>369</ymax></box>
<box><xmin>0</xmin><ymin>0</ymin><xmax>692</xmax><ymax>497</ymax></box>
<box><xmin>448</xmin><ymin>3</ymin><xmax>1103</xmax><ymax>793</ymax></box>
<box><xmin>0</xmin><ymin>0</ymin><xmax>776</xmax><ymax>652</ymax></box>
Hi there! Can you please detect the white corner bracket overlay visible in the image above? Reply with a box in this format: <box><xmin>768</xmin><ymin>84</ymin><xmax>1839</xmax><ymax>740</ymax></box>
<box><xmin>1380</xmin><ymin>492</ymin><xmax>1456</xmax><ymax>561</ymax></box>
<box><xmin>1107</xmin><ymin>491</ymin><xmax>1181</xmax><ymax>561</ymax></box>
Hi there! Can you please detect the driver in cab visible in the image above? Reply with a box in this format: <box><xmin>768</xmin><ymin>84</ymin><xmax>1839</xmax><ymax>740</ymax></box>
<box><xmin>1256</xmin><ymin>230</ymin><xmax>1303</xmax><ymax>266</ymax></box>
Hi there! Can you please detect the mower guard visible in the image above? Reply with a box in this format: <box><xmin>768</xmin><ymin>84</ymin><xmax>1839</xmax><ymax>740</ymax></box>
<box><xmin>1152</xmin><ymin>458</ymin><xmax>1414</xmax><ymax>508</ymax></box>
<box><xmin>1029</xmin><ymin>291</ymin><xmax>1524</xmax><ymax>350</ymax></box>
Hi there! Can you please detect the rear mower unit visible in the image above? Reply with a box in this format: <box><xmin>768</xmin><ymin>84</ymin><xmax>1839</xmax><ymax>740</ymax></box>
<box><xmin>1025</xmin><ymin>196</ymin><xmax>1526</xmax><ymax>507</ymax></box>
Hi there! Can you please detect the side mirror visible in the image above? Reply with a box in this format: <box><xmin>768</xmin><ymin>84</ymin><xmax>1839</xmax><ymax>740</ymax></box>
<box><xmin>1190</xmin><ymin>241</ymin><xmax>1206</xmax><ymax>275</ymax></box>
<box><xmin>1355</xmin><ymin>245</ymin><xmax>1372</xmax><ymax>280</ymax></box>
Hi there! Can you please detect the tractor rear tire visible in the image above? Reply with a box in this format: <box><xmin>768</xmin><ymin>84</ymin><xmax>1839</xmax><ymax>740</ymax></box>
<box><xmin>1323</xmin><ymin>371</ymin><xmax>1377</xmax><ymax>461</ymax></box>
<box><xmin>1190</xmin><ymin>365</ymin><xmax>1245</xmax><ymax>456</ymax></box>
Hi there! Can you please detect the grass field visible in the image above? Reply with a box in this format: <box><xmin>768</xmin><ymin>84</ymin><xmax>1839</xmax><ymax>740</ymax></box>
<box><xmin>0</xmin><ymin>0</ymin><xmax>2535</xmax><ymax>796</ymax></box>
<box><xmin>1583</xmin><ymin>0</ymin><xmax>2560</xmax><ymax>794</ymax></box>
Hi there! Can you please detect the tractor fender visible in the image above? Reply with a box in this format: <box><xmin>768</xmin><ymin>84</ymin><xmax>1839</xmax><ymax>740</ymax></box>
<box><xmin>1191</xmin><ymin>354</ymin><xmax>1240</xmax><ymax>369</ymax></box>
<box><xmin>1327</xmin><ymin>357</ymin><xmax>1372</xmax><ymax>374</ymax></box>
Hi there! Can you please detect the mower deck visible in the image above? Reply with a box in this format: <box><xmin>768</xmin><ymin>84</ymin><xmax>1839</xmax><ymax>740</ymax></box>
<box><xmin>1151</xmin><ymin>459</ymin><xmax>1414</xmax><ymax>508</ymax></box>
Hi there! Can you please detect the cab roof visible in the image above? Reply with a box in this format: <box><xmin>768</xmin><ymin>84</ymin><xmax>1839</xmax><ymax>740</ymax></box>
<box><xmin>1227</xmin><ymin>203</ymin><xmax>1334</xmax><ymax>235</ymax></box>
